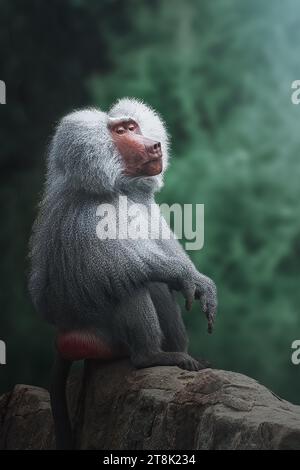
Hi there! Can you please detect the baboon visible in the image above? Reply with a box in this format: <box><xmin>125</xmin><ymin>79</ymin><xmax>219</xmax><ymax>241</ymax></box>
<box><xmin>28</xmin><ymin>98</ymin><xmax>217</xmax><ymax>449</ymax></box>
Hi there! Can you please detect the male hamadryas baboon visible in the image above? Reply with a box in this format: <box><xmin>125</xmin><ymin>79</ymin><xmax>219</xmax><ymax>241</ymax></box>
<box><xmin>28</xmin><ymin>98</ymin><xmax>217</xmax><ymax>449</ymax></box>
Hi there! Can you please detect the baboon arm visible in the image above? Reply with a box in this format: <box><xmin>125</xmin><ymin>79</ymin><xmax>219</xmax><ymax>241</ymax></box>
<box><xmin>88</xmin><ymin>239</ymin><xmax>196</xmax><ymax>306</ymax></box>
<box><xmin>156</xmin><ymin>236</ymin><xmax>218</xmax><ymax>331</ymax></box>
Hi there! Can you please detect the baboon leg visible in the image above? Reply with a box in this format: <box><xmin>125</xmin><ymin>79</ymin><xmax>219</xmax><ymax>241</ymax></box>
<box><xmin>113</xmin><ymin>287</ymin><xmax>206</xmax><ymax>371</ymax></box>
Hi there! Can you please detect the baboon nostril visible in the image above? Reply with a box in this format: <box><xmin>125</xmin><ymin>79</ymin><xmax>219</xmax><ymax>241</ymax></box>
<box><xmin>145</xmin><ymin>140</ymin><xmax>162</xmax><ymax>154</ymax></box>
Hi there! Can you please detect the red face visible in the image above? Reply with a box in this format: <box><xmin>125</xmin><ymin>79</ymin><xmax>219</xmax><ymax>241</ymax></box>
<box><xmin>108</xmin><ymin>119</ymin><xmax>163</xmax><ymax>177</ymax></box>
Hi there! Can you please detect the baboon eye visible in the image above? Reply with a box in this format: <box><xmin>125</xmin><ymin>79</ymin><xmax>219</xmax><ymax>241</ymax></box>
<box><xmin>116</xmin><ymin>126</ymin><xmax>125</xmax><ymax>135</ymax></box>
<box><xmin>128</xmin><ymin>123</ymin><xmax>136</xmax><ymax>131</ymax></box>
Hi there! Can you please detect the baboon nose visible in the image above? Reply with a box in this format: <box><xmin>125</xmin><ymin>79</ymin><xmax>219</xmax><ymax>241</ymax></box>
<box><xmin>147</xmin><ymin>141</ymin><xmax>162</xmax><ymax>156</ymax></box>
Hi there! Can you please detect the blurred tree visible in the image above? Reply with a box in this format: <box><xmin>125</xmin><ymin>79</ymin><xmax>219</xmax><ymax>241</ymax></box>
<box><xmin>1</xmin><ymin>0</ymin><xmax>300</xmax><ymax>403</ymax></box>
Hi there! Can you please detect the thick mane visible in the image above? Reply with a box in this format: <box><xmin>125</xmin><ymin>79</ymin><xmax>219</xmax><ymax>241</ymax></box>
<box><xmin>45</xmin><ymin>99</ymin><xmax>169</xmax><ymax>196</ymax></box>
<box><xmin>46</xmin><ymin>108</ymin><xmax>122</xmax><ymax>195</ymax></box>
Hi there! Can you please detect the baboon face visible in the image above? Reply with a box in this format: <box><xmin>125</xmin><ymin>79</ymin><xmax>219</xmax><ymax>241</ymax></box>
<box><xmin>108</xmin><ymin>118</ymin><xmax>163</xmax><ymax>177</ymax></box>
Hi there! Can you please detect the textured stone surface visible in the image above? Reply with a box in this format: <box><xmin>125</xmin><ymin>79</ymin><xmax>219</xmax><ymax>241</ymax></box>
<box><xmin>0</xmin><ymin>384</ymin><xmax>54</xmax><ymax>449</ymax></box>
<box><xmin>71</xmin><ymin>360</ymin><xmax>300</xmax><ymax>450</ymax></box>
<box><xmin>1</xmin><ymin>360</ymin><xmax>300</xmax><ymax>450</ymax></box>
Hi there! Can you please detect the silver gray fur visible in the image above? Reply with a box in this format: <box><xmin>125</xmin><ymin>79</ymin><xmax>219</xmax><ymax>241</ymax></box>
<box><xmin>28</xmin><ymin>98</ymin><xmax>217</xmax><ymax>370</ymax></box>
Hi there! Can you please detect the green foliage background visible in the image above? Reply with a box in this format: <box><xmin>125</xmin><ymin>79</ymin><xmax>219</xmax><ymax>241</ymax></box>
<box><xmin>1</xmin><ymin>0</ymin><xmax>300</xmax><ymax>402</ymax></box>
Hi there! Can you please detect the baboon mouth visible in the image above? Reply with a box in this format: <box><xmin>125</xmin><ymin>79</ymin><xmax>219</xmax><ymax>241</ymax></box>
<box><xmin>142</xmin><ymin>156</ymin><xmax>163</xmax><ymax>176</ymax></box>
<box><xmin>145</xmin><ymin>156</ymin><xmax>162</xmax><ymax>164</ymax></box>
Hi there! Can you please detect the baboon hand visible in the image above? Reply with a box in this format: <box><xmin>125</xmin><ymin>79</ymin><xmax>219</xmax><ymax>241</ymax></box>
<box><xmin>194</xmin><ymin>274</ymin><xmax>217</xmax><ymax>333</ymax></box>
<box><xmin>170</xmin><ymin>265</ymin><xmax>217</xmax><ymax>332</ymax></box>
<box><xmin>172</xmin><ymin>264</ymin><xmax>196</xmax><ymax>311</ymax></box>
<box><xmin>181</xmin><ymin>279</ymin><xmax>196</xmax><ymax>312</ymax></box>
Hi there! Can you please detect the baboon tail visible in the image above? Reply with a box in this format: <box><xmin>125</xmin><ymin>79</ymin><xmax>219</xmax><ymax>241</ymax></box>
<box><xmin>50</xmin><ymin>352</ymin><xmax>73</xmax><ymax>450</ymax></box>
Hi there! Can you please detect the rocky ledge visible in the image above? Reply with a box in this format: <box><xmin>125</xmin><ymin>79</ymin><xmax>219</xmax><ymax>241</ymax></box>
<box><xmin>1</xmin><ymin>360</ymin><xmax>300</xmax><ymax>450</ymax></box>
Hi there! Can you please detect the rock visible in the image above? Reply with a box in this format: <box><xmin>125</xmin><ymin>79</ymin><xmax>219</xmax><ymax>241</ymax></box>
<box><xmin>0</xmin><ymin>384</ymin><xmax>54</xmax><ymax>450</ymax></box>
<box><xmin>71</xmin><ymin>360</ymin><xmax>300</xmax><ymax>450</ymax></box>
<box><xmin>1</xmin><ymin>360</ymin><xmax>300</xmax><ymax>450</ymax></box>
